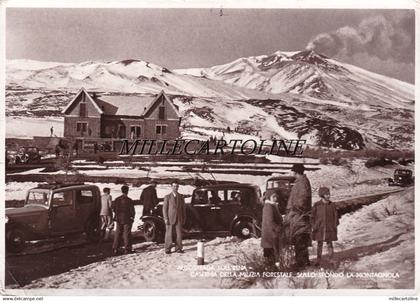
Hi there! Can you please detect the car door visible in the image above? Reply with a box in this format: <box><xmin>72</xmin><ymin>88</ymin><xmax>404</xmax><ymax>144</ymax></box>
<box><xmin>206</xmin><ymin>190</ymin><xmax>226</xmax><ymax>231</ymax></box>
<box><xmin>50</xmin><ymin>190</ymin><xmax>79</xmax><ymax>234</ymax></box>
<box><xmin>218</xmin><ymin>189</ymin><xmax>245</xmax><ymax>229</ymax></box>
<box><xmin>74</xmin><ymin>188</ymin><xmax>96</xmax><ymax>231</ymax></box>
<box><xmin>189</xmin><ymin>190</ymin><xmax>214</xmax><ymax>231</ymax></box>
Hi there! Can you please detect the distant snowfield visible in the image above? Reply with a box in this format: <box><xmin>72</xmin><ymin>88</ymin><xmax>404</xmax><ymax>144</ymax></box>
<box><xmin>6</xmin><ymin>117</ymin><xmax>64</xmax><ymax>138</ymax></box>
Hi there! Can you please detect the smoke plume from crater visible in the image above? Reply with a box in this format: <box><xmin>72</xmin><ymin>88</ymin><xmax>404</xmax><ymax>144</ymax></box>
<box><xmin>306</xmin><ymin>11</ymin><xmax>414</xmax><ymax>83</ymax></box>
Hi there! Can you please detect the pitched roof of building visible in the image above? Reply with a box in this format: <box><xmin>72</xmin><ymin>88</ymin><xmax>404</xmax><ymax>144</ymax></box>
<box><xmin>62</xmin><ymin>88</ymin><xmax>104</xmax><ymax>115</ymax></box>
<box><xmin>144</xmin><ymin>90</ymin><xmax>181</xmax><ymax>118</ymax></box>
<box><xmin>62</xmin><ymin>88</ymin><xmax>180</xmax><ymax>118</ymax></box>
<box><xmin>95</xmin><ymin>95</ymin><xmax>156</xmax><ymax>116</ymax></box>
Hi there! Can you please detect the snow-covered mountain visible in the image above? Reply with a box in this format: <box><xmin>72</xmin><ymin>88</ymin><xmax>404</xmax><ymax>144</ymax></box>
<box><xmin>6</xmin><ymin>59</ymin><xmax>271</xmax><ymax>100</ymax></box>
<box><xmin>6</xmin><ymin>50</ymin><xmax>415</xmax><ymax>150</ymax></box>
<box><xmin>176</xmin><ymin>50</ymin><xmax>414</xmax><ymax>110</ymax></box>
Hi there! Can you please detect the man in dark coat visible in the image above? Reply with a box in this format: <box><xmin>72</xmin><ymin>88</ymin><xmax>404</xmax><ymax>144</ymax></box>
<box><xmin>163</xmin><ymin>182</ymin><xmax>186</xmax><ymax>254</ymax></box>
<box><xmin>311</xmin><ymin>187</ymin><xmax>339</xmax><ymax>265</ymax></box>
<box><xmin>261</xmin><ymin>191</ymin><xmax>284</xmax><ymax>265</ymax></box>
<box><xmin>112</xmin><ymin>185</ymin><xmax>135</xmax><ymax>254</ymax></box>
<box><xmin>140</xmin><ymin>181</ymin><xmax>158</xmax><ymax>216</ymax></box>
<box><xmin>285</xmin><ymin>163</ymin><xmax>312</xmax><ymax>268</ymax></box>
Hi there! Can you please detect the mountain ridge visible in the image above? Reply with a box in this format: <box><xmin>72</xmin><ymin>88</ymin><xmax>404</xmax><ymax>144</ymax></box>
<box><xmin>5</xmin><ymin>50</ymin><xmax>414</xmax><ymax>150</ymax></box>
<box><xmin>175</xmin><ymin>49</ymin><xmax>413</xmax><ymax>111</ymax></box>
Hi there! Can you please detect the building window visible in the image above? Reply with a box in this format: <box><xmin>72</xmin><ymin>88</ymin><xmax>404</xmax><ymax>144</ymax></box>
<box><xmin>130</xmin><ymin>126</ymin><xmax>141</xmax><ymax>139</ymax></box>
<box><xmin>76</xmin><ymin>122</ymin><xmax>88</xmax><ymax>134</ymax></box>
<box><xmin>118</xmin><ymin>124</ymin><xmax>126</xmax><ymax>138</ymax></box>
<box><xmin>79</xmin><ymin>103</ymin><xmax>86</xmax><ymax>117</ymax></box>
<box><xmin>159</xmin><ymin>107</ymin><xmax>165</xmax><ymax>120</ymax></box>
<box><xmin>156</xmin><ymin>125</ymin><xmax>167</xmax><ymax>135</ymax></box>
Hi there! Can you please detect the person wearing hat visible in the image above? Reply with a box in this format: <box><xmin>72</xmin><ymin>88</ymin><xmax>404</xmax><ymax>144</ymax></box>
<box><xmin>261</xmin><ymin>191</ymin><xmax>284</xmax><ymax>266</ymax></box>
<box><xmin>311</xmin><ymin>187</ymin><xmax>339</xmax><ymax>266</ymax></box>
<box><xmin>140</xmin><ymin>180</ymin><xmax>159</xmax><ymax>217</ymax></box>
<box><xmin>112</xmin><ymin>185</ymin><xmax>135</xmax><ymax>255</ymax></box>
<box><xmin>285</xmin><ymin>163</ymin><xmax>312</xmax><ymax>268</ymax></box>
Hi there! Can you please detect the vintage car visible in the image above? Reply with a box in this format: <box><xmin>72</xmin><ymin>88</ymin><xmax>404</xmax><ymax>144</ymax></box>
<box><xmin>14</xmin><ymin>146</ymin><xmax>41</xmax><ymax>164</ymax></box>
<box><xmin>140</xmin><ymin>183</ymin><xmax>263</xmax><ymax>242</ymax></box>
<box><xmin>263</xmin><ymin>176</ymin><xmax>296</xmax><ymax>214</ymax></box>
<box><xmin>5</xmin><ymin>183</ymin><xmax>102</xmax><ymax>253</ymax></box>
<box><xmin>388</xmin><ymin>169</ymin><xmax>414</xmax><ymax>187</ymax></box>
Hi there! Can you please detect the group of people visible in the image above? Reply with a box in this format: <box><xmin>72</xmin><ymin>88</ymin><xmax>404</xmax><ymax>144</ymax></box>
<box><xmin>261</xmin><ymin>163</ymin><xmax>339</xmax><ymax>269</ymax></box>
<box><xmin>99</xmin><ymin>181</ymin><xmax>186</xmax><ymax>255</ymax></box>
<box><xmin>99</xmin><ymin>162</ymin><xmax>339</xmax><ymax>269</ymax></box>
<box><xmin>99</xmin><ymin>185</ymin><xmax>136</xmax><ymax>255</ymax></box>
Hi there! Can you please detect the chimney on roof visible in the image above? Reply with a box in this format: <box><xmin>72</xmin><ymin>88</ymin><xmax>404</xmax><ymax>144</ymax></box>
<box><xmin>92</xmin><ymin>92</ymin><xmax>97</xmax><ymax>99</ymax></box>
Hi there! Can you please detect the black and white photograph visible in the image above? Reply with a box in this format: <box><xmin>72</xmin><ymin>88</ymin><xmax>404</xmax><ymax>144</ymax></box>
<box><xmin>1</xmin><ymin>0</ymin><xmax>417</xmax><ymax>296</ymax></box>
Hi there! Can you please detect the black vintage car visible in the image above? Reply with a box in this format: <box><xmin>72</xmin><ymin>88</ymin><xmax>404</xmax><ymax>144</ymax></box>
<box><xmin>263</xmin><ymin>176</ymin><xmax>296</xmax><ymax>214</ymax></box>
<box><xmin>388</xmin><ymin>169</ymin><xmax>414</xmax><ymax>187</ymax></box>
<box><xmin>140</xmin><ymin>183</ymin><xmax>263</xmax><ymax>242</ymax></box>
<box><xmin>14</xmin><ymin>146</ymin><xmax>41</xmax><ymax>164</ymax></box>
<box><xmin>5</xmin><ymin>183</ymin><xmax>102</xmax><ymax>253</ymax></box>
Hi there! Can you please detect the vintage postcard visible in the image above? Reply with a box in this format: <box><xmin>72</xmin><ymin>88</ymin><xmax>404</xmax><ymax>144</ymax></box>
<box><xmin>1</xmin><ymin>0</ymin><xmax>417</xmax><ymax>297</ymax></box>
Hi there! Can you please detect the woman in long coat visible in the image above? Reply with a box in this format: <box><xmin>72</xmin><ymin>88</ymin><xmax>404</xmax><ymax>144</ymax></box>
<box><xmin>261</xmin><ymin>191</ymin><xmax>284</xmax><ymax>265</ymax></box>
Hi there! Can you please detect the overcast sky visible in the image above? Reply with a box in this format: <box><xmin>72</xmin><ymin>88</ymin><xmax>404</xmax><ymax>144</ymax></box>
<box><xmin>6</xmin><ymin>8</ymin><xmax>415</xmax><ymax>83</ymax></box>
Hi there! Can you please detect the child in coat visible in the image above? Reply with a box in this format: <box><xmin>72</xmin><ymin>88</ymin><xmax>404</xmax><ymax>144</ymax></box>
<box><xmin>311</xmin><ymin>187</ymin><xmax>339</xmax><ymax>266</ymax></box>
<box><xmin>261</xmin><ymin>191</ymin><xmax>284</xmax><ymax>266</ymax></box>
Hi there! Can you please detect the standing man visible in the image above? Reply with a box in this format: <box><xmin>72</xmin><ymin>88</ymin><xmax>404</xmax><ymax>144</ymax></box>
<box><xmin>163</xmin><ymin>182</ymin><xmax>186</xmax><ymax>254</ymax></box>
<box><xmin>285</xmin><ymin>163</ymin><xmax>312</xmax><ymax>269</ymax></box>
<box><xmin>140</xmin><ymin>181</ymin><xmax>159</xmax><ymax>216</ymax></box>
<box><xmin>112</xmin><ymin>185</ymin><xmax>135</xmax><ymax>255</ymax></box>
<box><xmin>100</xmin><ymin>187</ymin><xmax>114</xmax><ymax>241</ymax></box>
<box><xmin>50</xmin><ymin>126</ymin><xmax>54</xmax><ymax>137</ymax></box>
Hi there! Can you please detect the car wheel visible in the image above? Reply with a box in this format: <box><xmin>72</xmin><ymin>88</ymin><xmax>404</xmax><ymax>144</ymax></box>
<box><xmin>7</xmin><ymin>228</ymin><xmax>26</xmax><ymax>253</ymax></box>
<box><xmin>143</xmin><ymin>220</ymin><xmax>162</xmax><ymax>242</ymax></box>
<box><xmin>85</xmin><ymin>217</ymin><xmax>101</xmax><ymax>243</ymax></box>
<box><xmin>233</xmin><ymin>220</ymin><xmax>256</xmax><ymax>239</ymax></box>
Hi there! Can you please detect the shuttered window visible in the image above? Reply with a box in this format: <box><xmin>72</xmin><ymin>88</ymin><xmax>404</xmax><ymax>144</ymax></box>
<box><xmin>79</xmin><ymin>103</ymin><xmax>86</xmax><ymax>117</ymax></box>
<box><xmin>159</xmin><ymin>107</ymin><xmax>165</xmax><ymax>119</ymax></box>
<box><xmin>76</xmin><ymin>122</ymin><xmax>88</xmax><ymax>132</ymax></box>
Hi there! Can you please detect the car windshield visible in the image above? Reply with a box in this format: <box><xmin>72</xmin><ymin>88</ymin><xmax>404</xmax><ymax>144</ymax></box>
<box><xmin>267</xmin><ymin>181</ymin><xmax>279</xmax><ymax>189</ymax></box>
<box><xmin>267</xmin><ymin>180</ymin><xmax>291</xmax><ymax>189</ymax></box>
<box><xmin>26</xmin><ymin>190</ymin><xmax>50</xmax><ymax>207</ymax></box>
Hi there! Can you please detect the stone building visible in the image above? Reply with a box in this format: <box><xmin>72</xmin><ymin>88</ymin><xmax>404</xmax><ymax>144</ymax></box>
<box><xmin>62</xmin><ymin>88</ymin><xmax>182</xmax><ymax>151</ymax></box>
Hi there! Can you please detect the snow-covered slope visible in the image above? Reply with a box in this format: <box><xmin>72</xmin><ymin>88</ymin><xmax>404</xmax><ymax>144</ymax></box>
<box><xmin>5</xmin><ymin>51</ymin><xmax>415</xmax><ymax>150</ymax></box>
<box><xmin>176</xmin><ymin>50</ymin><xmax>414</xmax><ymax>111</ymax></box>
<box><xmin>6</xmin><ymin>59</ymin><xmax>271</xmax><ymax>100</ymax></box>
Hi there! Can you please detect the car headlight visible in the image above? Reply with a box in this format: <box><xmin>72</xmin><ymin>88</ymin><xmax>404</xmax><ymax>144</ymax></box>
<box><xmin>5</xmin><ymin>215</ymin><xmax>9</xmax><ymax>223</ymax></box>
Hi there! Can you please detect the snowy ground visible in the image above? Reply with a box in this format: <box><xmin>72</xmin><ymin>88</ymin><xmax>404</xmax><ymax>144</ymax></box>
<box><xmin>4</xmin><ymin>159</ymin><xmax>414</xmax><ymax>290</ymax></box>
<box><xmin>6</xmin><ymin>116</ymin><xmax>64</xmax><ymax>138</ymax></box>
<box><xmin>14</xmin><ymin>188</ymin><xmax>414</xmax><ymax>290</ymax></box>
<box><xmin>7</xmin><ymin>158</ymin><xmax>408</xmax><ymax>202</ymax></box>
